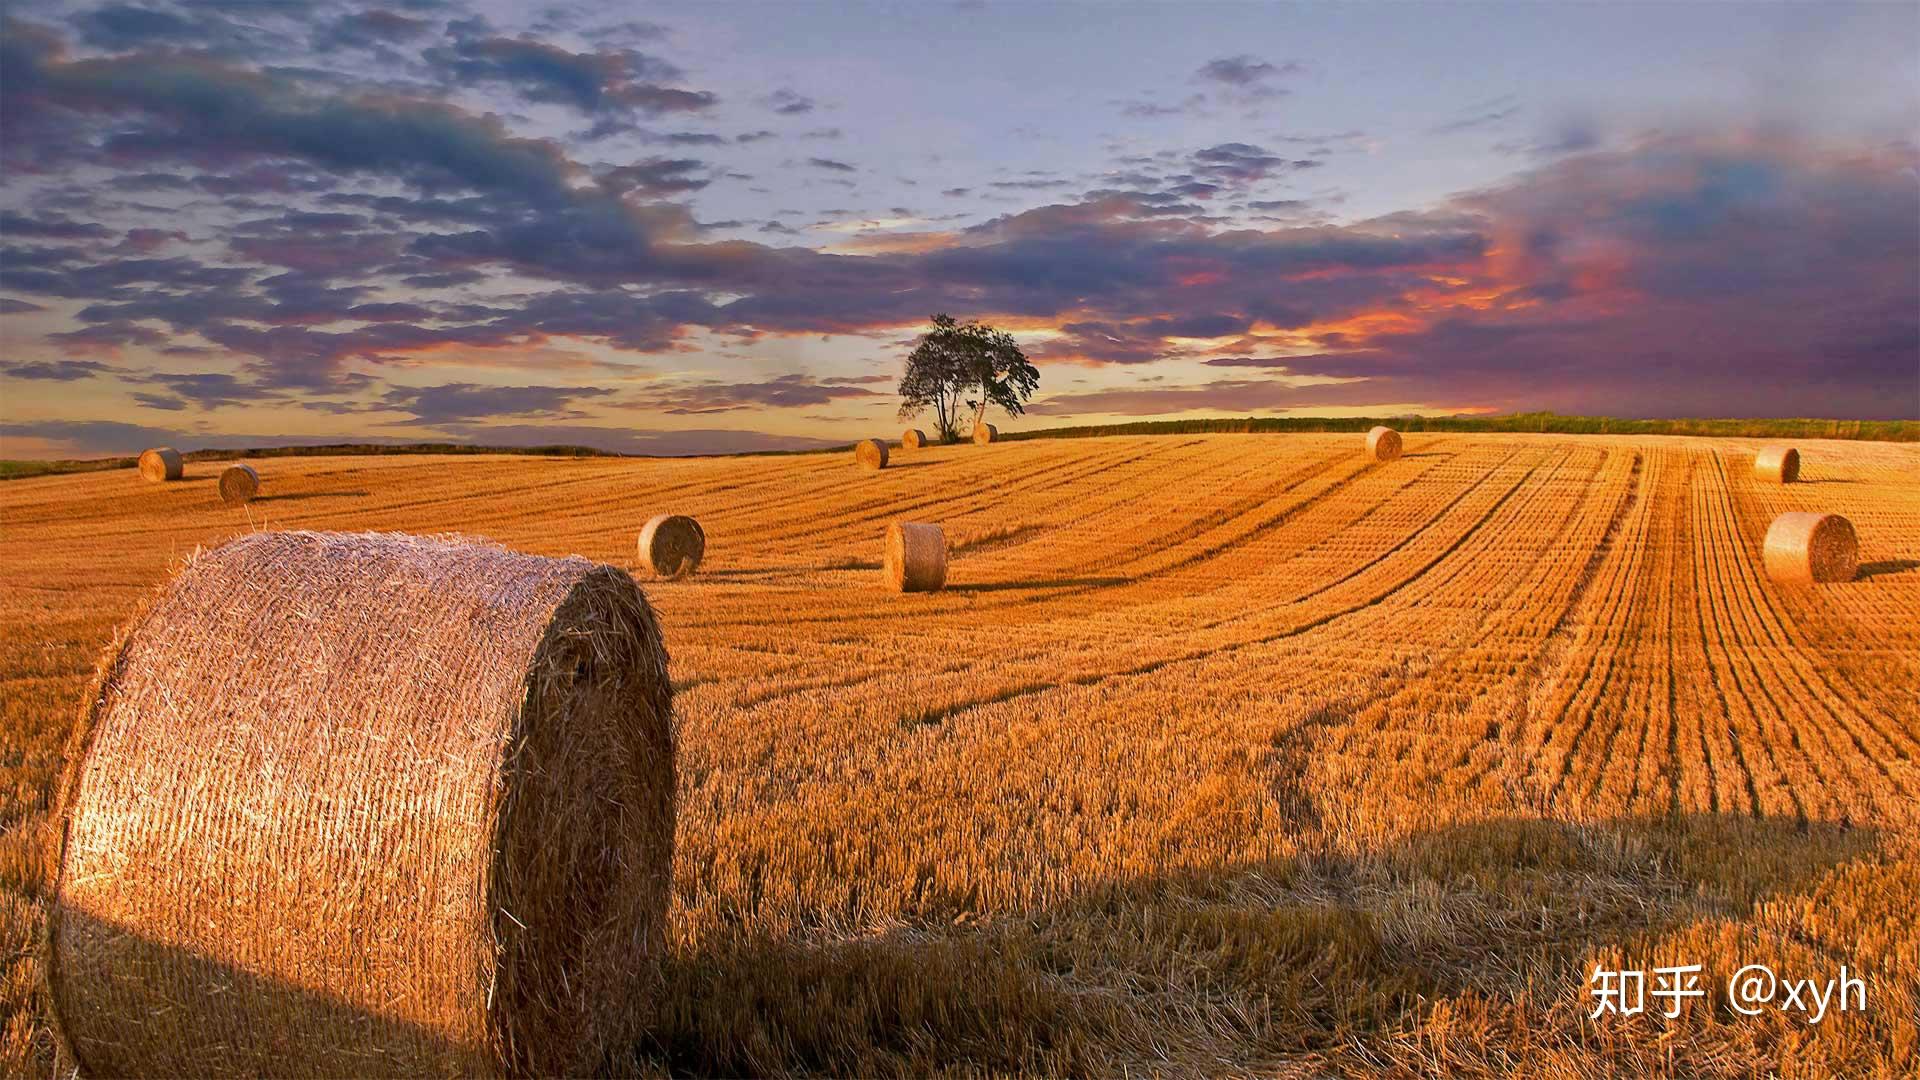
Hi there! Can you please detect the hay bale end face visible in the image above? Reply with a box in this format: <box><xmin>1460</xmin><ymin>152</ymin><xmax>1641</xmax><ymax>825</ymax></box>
<box><xmin>856</xmin><ymin>438</ymin><xmax>890</xmax><ymax>470</ymax></box>
<box><xmin>638</xmin><ymin>513</ymin><xmax>705</xmax><ymax>578</ymax></box>
<box><xmin>1763</xmin><ymin>512</ymin><xmax>1857</xmax><ymax>585</ymax></box>
<box><xmin>973</xmin><ymin>423</ymin><xmax>998</xmax><ymax>445</ymax></box>
<box><xmin>46</xmin><ymin>531</ymin><xmax>676</xmax><ymax>1078</ymax></box>
<box><xmin>1365</xmin><ymin>426</ymin><xmax>1402</xmax><ymax>462</ymax></box>
<box><xmin>884</xmin><ymin>521</ymin><xmax>947</xmax><ymax>593</ymax></box>
<box><xmin>1754</xmin><ymin>446</ymin><xmax>1801</xmax><ymax>484</ymax></box>
<box><xmin>137</xmin><ymin>447</ymin><xmax>182</xmax><ymax>482</ymax></box>
<box><xmin>901</xmin><ymin>429</ymin><xmax>928</xmax><ymax>449</ymax></box>
<box><xmin>218</xmin><ymin>463</ymin><xmax>259</xmax><ymax>505</ymax></box>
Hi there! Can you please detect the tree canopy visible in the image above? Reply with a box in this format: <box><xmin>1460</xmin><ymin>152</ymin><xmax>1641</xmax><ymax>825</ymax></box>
<box><xmin>897</xmin><ymin>314</ymin><xmax>1039</xmax><ymax>442</ymax></box>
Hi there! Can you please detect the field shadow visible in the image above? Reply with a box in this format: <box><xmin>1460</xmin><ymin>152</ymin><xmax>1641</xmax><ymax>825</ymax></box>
<box><xmin>882</xmin><ymin>460</ymin><xmax>941</xmax><ymax>471</ymax></box>
<box><xmin>1401</xmin><ymin>451</ymin><xmax>1447</xmax><ymax>458</ymax></box>
<box><xmin>643</xmin><ymin>813</ymin><xmax>1880</xmax><ymax>1076</ymax></box>
<box><xmin>1858</xmin><ymin>558</ymin><xmax>1920</xmax><ymax>580</ymax></box>
<box><xmin>952</xmin><ymin>576</ymin><xmax>1128</xmax><ymax>594</ymax></box>
<box><xmin>44</xmin><ymin>907</ymin><xmax>484</xmax><ymax>1076</ymax></box>
<box><xmin>253</xmin><ymin>490</ymin><xmax>370</xmax><ymax>503</ymax></box>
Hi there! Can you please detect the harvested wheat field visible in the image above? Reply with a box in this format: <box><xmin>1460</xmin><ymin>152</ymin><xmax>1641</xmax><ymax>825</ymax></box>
<box><xmin>2</xmin><ymin>432</ymin><xmax>1918</xmax><ymax>1077</ymax></box>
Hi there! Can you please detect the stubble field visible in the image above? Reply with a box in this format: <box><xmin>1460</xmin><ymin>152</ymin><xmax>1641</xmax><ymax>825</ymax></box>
<box><xmin>2</xmin><ymin>431</ymin><xmax>1917</xmax><ymax>1076</ymax></box>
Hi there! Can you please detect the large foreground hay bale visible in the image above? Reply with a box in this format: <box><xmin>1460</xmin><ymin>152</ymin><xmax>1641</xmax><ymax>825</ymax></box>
<box><xmin>902</xmin><ymin>428</ymin><xmax>929</xmax><ymax>449</ymax></box>
<box><xmin>137</xmin><ymin>447</ymin><xmax>182</xmax><ymax>482</ymax></box>
<box><xmin>856</xmin><ymin>438</ymin><xmax>890</xmax><ymax>470</ymax></box>
<box><xmin>1763</xmin><ymin>512</ymin><xmax>1857</xmax><ymax>585</ymax></box>
<box><xmin>46</xmin><ymin>531</ymin><xmax>676</xmax><ymax>1078</ymax></box>
<box><xmin>1754</xmin><ymin>446</ymin><xmax>1801</xmax><ymax>483</ymax></box>
<box><xmin>218</xmin><ymin>463</ymin><xmax>259</xmax><ymax>505</ymax></box>
<box><xmin>1365</xmin><ymin>426</ymin><xmax>1402</xmax><ymax>462</ymax></box>
<box><xmin>638</xmin><ymin>513</ymin><xmax>705</xmax><ymax>578</ymax></box>
<box><xmin>884</xmin><ymin>522</ymin><xmax>947</xmax><ymax>593</ymax></box>
<box><xmin>973</xmin><ymin>423</ymin><xmax>998</xmax><ymax>445</ymax></box>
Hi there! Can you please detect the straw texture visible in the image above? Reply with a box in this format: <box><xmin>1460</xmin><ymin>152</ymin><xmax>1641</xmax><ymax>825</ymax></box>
<box><xmin>1365</xmin><ymin>427</ymin><xmax>1402</xmax><ymax>462</ymax></box>
<box><xmin>855</xmin><ymin>438</ymin><xmax>890</xmax><ymax>471</ymax></box>
<box><xmin>973</xmin><ymin>423</ymin><xmax>998</xmax><ymax>445</ymax></box>
<box><xmin>902</xmin><ymin>429</ymin><xmax>928</xmax><ymax>449</ymax></box>
<box><xmin>1763</xmin><ymin>512</ymin><xmax>1857</xmax><ymax>585</ymax></box>
<box><xmin>638</xmin><ymin>513</ymin><xmax>705</xmax><ymax>578</ymax></box>
<box><xmin>218</xmin><ymin>463</ymin><xmax>259</xmax><ymax>505</ymax></box>
<box><xmin>1754</xmin><ymin>446</ymin><xmax>1801</xmax><ymax>484</ymax></box>
<box><xmin>46</xmin><ymin>530</ymin><xmax>676</xmax><ymax>1078</ymax></box>
<box><xmin>137</xmin><ymin>447</ymin><xmax>182</xmax><ymax>483</ymax></box>
<box><xmin>884</xmin><ymin>522</ymin><xmax>947</xmax><ymax>593</ymax></box>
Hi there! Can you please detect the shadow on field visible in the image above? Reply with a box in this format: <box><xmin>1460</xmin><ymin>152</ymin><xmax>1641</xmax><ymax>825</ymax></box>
<box><xmin>1858</xmin><ymin>559</ymin><xmax>1920</xmax><ymax>580</ymax></box>
<box><xmin>953</xmin><ymin>576</ymin><xmax>1128</xmax><ymax>594</ymax></box>
<box><xmin>45</xmin><ymin>907</ymin><xmax>480</xmax><ymax>1076</ymax></box>
<box><xmin>254</xmin><ymin>490</ymin><xmax>370</xmax><ymax>503</ymax></box>
<box><xmin>641</xmin><ymin>814</ymin><xmax>1880</xmax><ymax>1076</ymax></box>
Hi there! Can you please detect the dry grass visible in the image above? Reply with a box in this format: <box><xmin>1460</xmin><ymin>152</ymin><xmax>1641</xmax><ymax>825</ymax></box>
<box><xmin>2</xmin><ymin>432</ymin><xmax>1917</xmax><ymax>1077</ymax></box>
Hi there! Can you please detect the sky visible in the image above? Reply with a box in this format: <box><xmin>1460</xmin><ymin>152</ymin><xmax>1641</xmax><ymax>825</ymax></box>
<box><xmin>1</xmin><ymin>0</ymin><xmax>1916</xmax><ymax>459</ymax></box>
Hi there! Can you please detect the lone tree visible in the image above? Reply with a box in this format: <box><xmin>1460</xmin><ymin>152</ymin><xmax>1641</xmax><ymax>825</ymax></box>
<box><xmin>898</xmin><ymin>314</ymin><xmax>1039</xmax><ymax>443</ymax></box>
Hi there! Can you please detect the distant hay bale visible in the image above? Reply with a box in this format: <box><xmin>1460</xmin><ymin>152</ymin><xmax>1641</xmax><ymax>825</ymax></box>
<box><xmin>218</xmin><ymin>463</ymin><xmax>259</xmax><ymax>505</ymax></box>
<box><xmin>637</xmin><ymin>513</ymin><xmax>705</xmax><ymax>578</ymax></box>
<box><xmin>46</xmin><ymin>531</ymin><xmax>675</xmax><ymax>1078</ymax></box>
<box><xmin>137</xmin><ymin>447</ymin><xmax>182</xmax><ymax>482</ymax></box>
<box><xmin>1763</xmin><ymin>512</ymin><xmax>1857</xmax><ymax>586</ymax></box>
<box><xmin>1754</xmin><ymin>446</ymin><xmax>1801</xmax><ymax>483</ymax></box>
<box><xmin>1365</xmin><ymin>426</ymin><xmax>1402</xmax><ymax>462</ymax></box>
<box><xmin>902</xmin><ymin>429</ymin><xmax>929</xmax><ymax>449</ymax></box>
<box><xmin>884</xmin><ymin>521</ymin><xmax>947</xmax><ymax>593</ymax></box>
<box><xmin>973</xmin><ymin>423</ymin><xmax>998</xmax><ymax>445</ymax></box>
<box><xmin>856</xmin><ymin>438</ymin><xmax>890</xmax><ymax>470</ymax></box>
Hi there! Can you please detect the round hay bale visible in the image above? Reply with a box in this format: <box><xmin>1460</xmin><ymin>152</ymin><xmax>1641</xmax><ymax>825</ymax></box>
<box><xmin>1763</xmin><ymin>512</ymin><xmax>1857</xmax><ymax>585</ymax></box>
<box><xmin>973</xmin><ymin>423</ymin><xmax>998</xmax><ymax>445</ymax></box>
<box><xmin>1754</xmin><ymin>446</ymin><xmax>1801</xmax><ymax>484</ymax></box>
<box><xmin>637</xmin><ymin>513</ymin><xmax>705</xmax><ymax>578</ymax></box>
<box><xmin>1365</xmin><ymin>426</ymin><xmax>1402</xmax><ymax>462</ymax></box>
<box><xmin>137</xmin><ymin>447</ymin><xmax>182</xmax><ymax>482</ymax></box>
<box><xmin>46</xmin><ymin>531</ymin><xmax>675</xmax><ymax>1078</ymax></box>
<box><xmin>884</xmin><ymin>521</ymin><xmax>947</xmax><ymax>593</ymax></box>
<box><xmin>218</xmin><ymin>463</ymin><xmax>259</xmax><ymax>505</ymax></box>
<box><xmin>902</xmin><ymin>429</ymin><xmax>929</xmax><ymax>449</ymax></box>
<box><xmin>855</xmin><ymin>437</ymin><xmax>890</xmax><ymax>471</ymax></box>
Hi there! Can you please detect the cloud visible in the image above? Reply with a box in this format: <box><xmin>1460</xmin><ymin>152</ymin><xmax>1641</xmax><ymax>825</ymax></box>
<box><xmin>380</xmin><ymin>382</ymin><xmax>619</xmax><ymax>424</ymax></box>
<box><xmin>1189</xmin><ymin>143</ymin><xmax>1319</xmax><ymax>186</ymax></box>
<box><xmin>762</xmin><ymin>88</ymin><xmax>816</xmax><ymax>115</ymax></box>
<box><xmin>1192</xmin><ymin>54</ymin><xmax>1303</xmax><ymax>104</ymax></box>
<box><xmin>1115</xmin><ymin>94</ymin><xmax>1206</xmax><ymax>118</ymax></box>
<box><xmin>2</xmin><ymin>358</ymin><xmax>114</xmax><ymax>380</ymax></box>
<box><xmin>633</xmin><ymin>373</ymin><xmax>887</xmax><ymax>414</ymax></box>
<box><xmin>599</xmin><ymin>158</ymin><xmax>710</xmax><ymax>196</ymax></box>
<box><xmin>1430</xmin><ymin>95</ymin><xmax>1522</xmax><ymax>135</ymax></box>
<box><xmin>425</xmin><ymin>35</ymin><xmax>714</xmax><ymax>116</ymax></box>
<box><xmin>807</xmin><ymin>157</ymin><xmax>857</xmax><ymax>172</ymax></box>
<box><xmin>0</xmin><ymin>211</ymin><xmax>113</xmax><ymax>240</ymax></box>
<box><xmin>1197</xmin><ymin>54</ymin><xmax>1300</xmax><ymax>87</ymax></box>
<box><xmin>314</xmin><ymin>10</ymin><xmax>432</xmax><ymax>52</ymax></box>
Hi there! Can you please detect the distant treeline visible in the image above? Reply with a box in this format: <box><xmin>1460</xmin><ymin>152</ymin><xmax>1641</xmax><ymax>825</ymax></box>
<box><xmin>1003</xmin><ymin>413</ymin><xmax>1918</xmax><ymax>443</ymax></box>
<box><xmin>6</xmin><ymin>414</ymin><xmax>1913</xmax><ymax>480</ymax></box>
<box><xmin>0</xmin><ymin>442</ymin><xmax>617</xmax><ymax>480</ymax></box>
